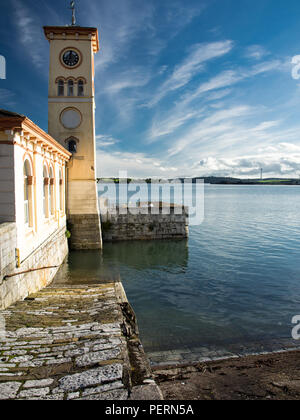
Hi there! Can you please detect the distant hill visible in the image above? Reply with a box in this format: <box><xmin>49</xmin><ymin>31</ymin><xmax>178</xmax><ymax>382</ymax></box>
<box><xmin>189</xmin><ymin>177</ymin><xmax>300</xmax><ymax>185</ymax></box>
<box><xmin>97</xmin><ymin>177</ymin><xmax>300</xmax><ymax>185</ymax></box>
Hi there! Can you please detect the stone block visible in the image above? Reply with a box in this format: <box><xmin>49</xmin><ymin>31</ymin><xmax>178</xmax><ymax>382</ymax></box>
<box><xmin>58</xmin><ymin>364</ymin><xmax>123</xmax><ymax>392</ymax></box>
<box><xmin>0</xmin><ymin>382</ymin><xmax>21</xmax><ymax>400</ymax></box>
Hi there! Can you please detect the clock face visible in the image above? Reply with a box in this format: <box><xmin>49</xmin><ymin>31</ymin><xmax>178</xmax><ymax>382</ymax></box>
<box><xmin>62</xmin><ymin>50</ymin><xmax>80</xmax><ymax>67</ymax></box>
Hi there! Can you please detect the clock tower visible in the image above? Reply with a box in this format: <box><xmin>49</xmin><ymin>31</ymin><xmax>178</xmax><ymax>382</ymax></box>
<box><xmin>43</xmin><ymin>25</ymin><xmax>102</xmax><ymax>250</ymax></box>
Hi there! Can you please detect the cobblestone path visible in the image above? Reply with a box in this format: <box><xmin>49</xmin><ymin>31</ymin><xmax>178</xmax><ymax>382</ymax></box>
<box><xmin>0</xmin><ymin>283</ymin><xmax>162</xmax><ymax>400</ymax></box>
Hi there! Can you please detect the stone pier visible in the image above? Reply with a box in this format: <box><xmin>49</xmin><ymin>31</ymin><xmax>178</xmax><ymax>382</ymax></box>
<box><xmin>0</xmin><ymin>283</ymin><xmax>162</xmax><ymax>400</ymax></box>
<box><xmin>100</xmin><ymin>202</ymin><xmax>189</xmax><ymax>242</ymax></box>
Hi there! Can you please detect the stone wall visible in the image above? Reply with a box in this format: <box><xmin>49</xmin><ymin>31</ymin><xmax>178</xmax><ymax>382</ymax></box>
<box><xmin>67</xmin><ymin>214</ymin><xmax>102</xmax><ymax>250</ymax></box>
<box><xmin>0</xmin><ymin>223</ymin><xmax>17</xmax><ymax>280</ymax></box>
<box><xmin>0</xmin><ymin>223</ymin><xmax>68</xmax><ymax>309</ymax></box>
<box><xmin>100</xmin><ymin>203</ymin><xmax>189</xmax><ymax>242</ymax></box>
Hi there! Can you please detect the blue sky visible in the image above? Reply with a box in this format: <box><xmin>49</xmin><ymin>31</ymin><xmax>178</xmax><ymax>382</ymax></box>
<box><xmin>1</xmin><ymin>0</ymin><xmax>300</xmax><ymax>178</ymax></box>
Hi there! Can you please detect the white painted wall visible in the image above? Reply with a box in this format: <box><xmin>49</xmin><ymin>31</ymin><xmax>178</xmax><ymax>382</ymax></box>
<box><xmin>8</xmin><ymin>132</ymin><xmax>68</xmax><ymax>263</ymax></box>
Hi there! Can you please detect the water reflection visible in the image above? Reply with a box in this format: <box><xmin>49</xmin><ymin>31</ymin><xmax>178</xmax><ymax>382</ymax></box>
<box><xmin>53</xmin><ymin>239</ymin><xmax>189</xmax><ymax>285</ymax></box>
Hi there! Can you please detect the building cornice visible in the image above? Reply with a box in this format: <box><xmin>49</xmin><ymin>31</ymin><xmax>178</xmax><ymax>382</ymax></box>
<box><xmin>43</xmin><ymin>26</ymin><xmax>99</xmax><ymax>53</ymax></box>
<box><xmin>0</xmin><ymin>115</ymin><xmax>71</xmax><ymax>161</ymax></box>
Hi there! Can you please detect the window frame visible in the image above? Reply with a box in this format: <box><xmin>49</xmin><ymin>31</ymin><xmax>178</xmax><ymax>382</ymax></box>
<box><xmin>58</xmin><ymin>79</ymin><xmax>64</xmax><ymax>96</ymax></box>
<box><xmin>43</xmin><ymin>165</ymin><xmax>50</xmax><ymax>219</ymax></box>
<box><xmin>67</xmin><ymin>79</ymin><xmax>74</xmax><ymax>97</ymax></box>
<box><xmin>49</xmin><ymin>167</ymin><xmax>55</xmax><ymax>216</ymax></box>
<box><xmin>78</xmin><ymin>79</ymin><xmax>84</xmax><ymax>97</ymax></box>
<box><xmin>23</xmin><ymin>159</ymin><xmax>34</xmax><ymax>228</ymax></box>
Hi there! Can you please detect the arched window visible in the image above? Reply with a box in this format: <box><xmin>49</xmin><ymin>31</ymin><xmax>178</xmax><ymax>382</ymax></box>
<box><xmin>67</xmin><ymin>80</ymin><xmax>74</xmax><ymax>96</ymax></box>
<box><xmin>68</xmin><ymin>139</ymin><xmax>77</xmax><ymax>153</ymax></box>
<box><xmin>49</xmin><ymin>167</ymin><xmax>55</xmax><ymax>216</ymax></box>
<box><xmin>24</xmin><ymin>160</ymin><xmax>33</xmax><ymax>227</ymax></box>
<box><xmin>59</xmin><ymin>169</ymin><xmax>64</xmax><ymax>212</ymax></box>
<box><xmin>78</xmin><ymin>79</ymin><xmax>84</xmax><ymax>96</ymax></box>
<box><xmin>43</xmin><ymin>165</ymin><xmax>49</xmax><ymax>218</ymax></box>
<box><xmin>58</xmin><ymin>79</ymin><xmax>64</xmax><ymax>96</ymax></box>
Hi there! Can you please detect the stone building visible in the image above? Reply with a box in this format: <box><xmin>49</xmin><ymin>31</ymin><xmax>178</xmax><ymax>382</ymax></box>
<box><xmin>0</xmin><ymin>111</ymin><xmax>71</xmax><ymax>309</ymax></box>
<box><xmin>0</xmin><ymin>23</ymin><xmax>102</xmax><ymax>309</ymax></box>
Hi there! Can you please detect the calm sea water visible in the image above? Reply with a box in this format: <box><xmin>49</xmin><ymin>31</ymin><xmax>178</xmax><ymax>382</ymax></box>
<box><xmin>54</xmin><ymin>185</ymin><xmax>300</xmax><ymax>363</ymax></box>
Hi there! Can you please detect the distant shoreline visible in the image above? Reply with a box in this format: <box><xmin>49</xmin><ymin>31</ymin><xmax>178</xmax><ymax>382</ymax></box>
<box><xmin>97</xmin><ymin>177</ymin><xmax>300</xmax><ymax>186</ymax></box>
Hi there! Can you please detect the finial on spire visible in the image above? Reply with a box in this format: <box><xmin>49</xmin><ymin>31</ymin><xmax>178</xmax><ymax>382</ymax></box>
<box><xmin>70</xmin><ymin>0</ymin><xmax>76</xmax><ymax>26</ymax></box>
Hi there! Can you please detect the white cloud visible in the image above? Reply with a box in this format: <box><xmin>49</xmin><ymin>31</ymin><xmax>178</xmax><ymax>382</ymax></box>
<box><xmin>206</xmin><ymin>89</ymin><xmax>232</xmax><ymax>101</ymax></box>
<box><xmin>96</xmin><ymin>134</ymin><xmax>119</xmax><ymax>147</ymax></box>
<box><xmin>181</xmin><ymin>60</ymin><xmax>282</xmax><ymax>106</ymax></box>
<box><xmin>245</xmin><ymin>45</ymin><xmax>268</xmax><ymax>60</ymax></box>
<box><xmin>104</xmin><ymin>68</ymin><xmax>152</xmax><ymax>94</ymax></box>
<box><xmin>96</xmin><ymin>148</ymin><xmax>178</xmax><ymax>178</ymax></box>
<box><xmin>191</xmin><ymin>146</ymin><xmax>300</xmax><ymax>178</ymax></box>
<box><xmin>147</xmin><ymin>58</ymin><xmax>286</xmax><ymax>143</ymax></box>
<box><xmin>147</xmin><ymin>40</ymin><xmax>234</xmax><ymax>106</ymax></box>
<box><xmin>12</xmin><ymin>0</ymin><xmax>47</xmax><ymax>69</ymax></box>
<box><xmin>149</xmin><ymin>109</ymin><xmax>201</xmax><ymax>139</ymax></box>
<box><xmin>0</xmin><ymin>89</ymin><xmax>16</xmax><ymax>107</ymax></box>
<box><xmin>96</xmin><ymin>138</ymin><xmax>300</xmax><ymax>179</ymax></box>
<box><xmin>86</xmin><ymin>0</ymin><xmax>155</xmax><ymax>70</ymax></box>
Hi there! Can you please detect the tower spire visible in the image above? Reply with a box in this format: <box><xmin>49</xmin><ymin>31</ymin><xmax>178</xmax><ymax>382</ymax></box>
<box><xmin>70</xmin><ymin>1</ymin><xmax>76</xmax><ymax>26</ymax></box>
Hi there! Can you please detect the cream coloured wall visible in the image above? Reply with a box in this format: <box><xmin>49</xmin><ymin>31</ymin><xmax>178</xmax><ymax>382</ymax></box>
<box><xmin>10</xmin><ymin>132</ymin><xmax>68</xmax><ymax>263</ymax></box>
<box><xmin>48</xmin><ymin>38</ymin><xmax>94</xmax><ymax>98</ymax></box>
<box><xmin>46</xmin><ymin>28</ymin><xmax>99</xmax><ymax>217</ymax></box>
<box><xmin>0</xmin><ymin>114</ymin><xmax>71</xmax><ymax>308</ymax></box>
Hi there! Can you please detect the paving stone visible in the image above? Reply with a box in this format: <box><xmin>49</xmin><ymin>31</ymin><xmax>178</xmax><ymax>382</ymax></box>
<box><xmin>51</xmin><ymin>344</ymin><xmax>77</xmax><ymax>352</ymax></box>
<box><xmin>51</xmin><ymin>387</ymin><xmax>63</xmax><ymax>394</ymax></box>
<box><xmin>12</xmin><ymin>342</ymin><xmax>29</xmax><ymax>347</ymax></box>
<box><xmin>19</xmin><ymin>387</ymin><xmax>50</xmax><ymax>398</ymax></box>
<box><xmin>67</xmin><ymin>392</ymin><xmax>80</xmax><ymax>400</ymax></box>
<box><xmin>11</xmin><ymin>355</ymin><xmax>34</xmax><ymax>363</ymax></box>
<box><xmin>30</xmin><ymin>348</ymin><xmax>51</xmax><ymax>354</ymax></box>
<box><xmin>129</xmin><ymin>384</ymin><xmax>163</xmax><ymax>400</ymax></box>
<box><xmin>65</xmin><ymin>348</ymin><xmax>89</xmax><ymax>357</ymax></box>
<box><xmin>19</xmin><ymin>360</ymin><xmax>45</xmax><ymax>368</ymax></box>
<box><xmin>79</xmin><ymin>389</ymin><xmax>128</xmax><ymax>400</ymax></box>
<box><xmin>93</xmin><ymin>342</ymin><xmax>119</xmax><ymax>352</ymax></box>
<box><xmin>0</xmin><ymin>284</ymin><xmax>162</xmax><ymax>401</ymax></box>
<box><xmin>0</xmin><ymin>382</ymin><xmax>21</xmax><ymax>400</ymax></box>
<box><xmin>81</xmin><ymin>381</ymin><xmax>124</xmax><ymax>397</ymax></box>
<box><xmin>0</xmin><ymin>372</ymin><xmax>24</xmax><ymax>377</ymax></box>
<box><xmin>58</xmin><ymin>364</ymin><xmax>123</xmax><ymax>392</ymax></box>
<box><xmin>3</xmin><ymin>350</ymin><xmax>27</xmax><ymax>356</ymax></box>
<box><xmin>0</xmin><ymin>363</ymin><xmax>15</xmax><ymax>368</ymax></box>
<box><xmin>76</xmin><ymin>349</ymin><xmax>121</xmax><ymax>367</ymax></box>
<box><xmin>45</xmin><ymin>358</ymin><xmax>71</xmax><ymax>365</ymax></box>
<box><xmin>42</xmin><ymin>394</ymin><xmax>65</xmax><ymax>400</ymax></box>
<box><xmin>23</xmin><ymin>378</ymin><xmax>54</xmax><ymax>389</ymax></box>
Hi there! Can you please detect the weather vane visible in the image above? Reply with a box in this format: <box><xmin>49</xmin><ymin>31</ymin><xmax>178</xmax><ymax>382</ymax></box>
<box><xmin>70</xmin><ymin>0</ymin><xmax>76</xmax><ymax>26</ymax></box>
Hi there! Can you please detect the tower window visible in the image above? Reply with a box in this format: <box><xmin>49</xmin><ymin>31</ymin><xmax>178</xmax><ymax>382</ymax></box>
<box><xmin>78</xmin><ymin>79</ymin><xmax>84</xmax><ymax>96</ymax></box>
<box><xmin>68</xmin><ymin>80</ymin><xmax>74</xmax><ymax>96</ymax></box>
<box><xmin>58</xmin><ymin>79</ymin><xmax>64</xmax><ymax>96</ymax></box>
<box><xmin>68</xmin><ymin>139</ymin><xmax>77</xmax><ymax>153</ymax></box>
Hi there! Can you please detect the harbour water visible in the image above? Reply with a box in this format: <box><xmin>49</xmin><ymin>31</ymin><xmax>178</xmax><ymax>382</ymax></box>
<box><xmin>54</xmin><ymin>185</ymin><xmax>300</xmax><ymax>364</ymax></box>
